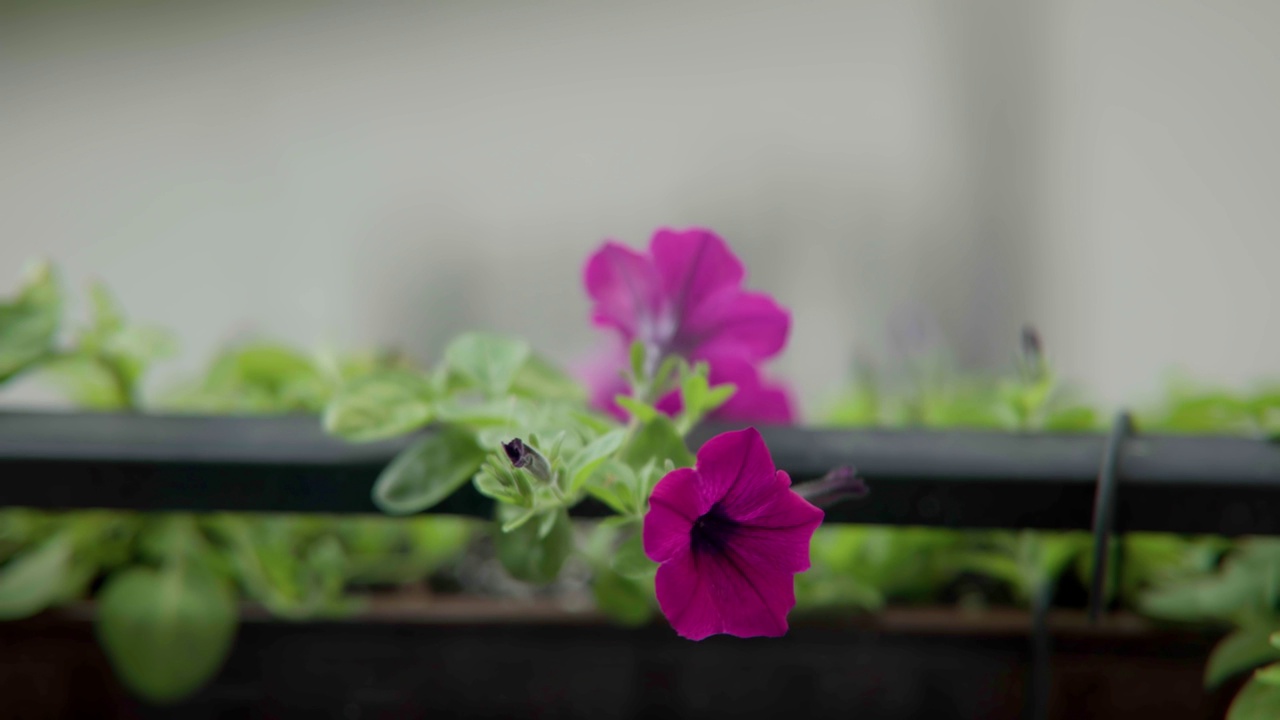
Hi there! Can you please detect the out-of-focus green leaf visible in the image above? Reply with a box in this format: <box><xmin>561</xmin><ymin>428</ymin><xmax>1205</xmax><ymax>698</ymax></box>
<box><xmin>443</xmin><ymin>333</ymin><xmax>530</xmax><ymax>398</ymax></box>
<box><xmin>0</xmin><ymin>532</ymin><xmax>73</xmax><ymax>620</ymax></box>
<box><xmin>372</xmin><ymin>427</ymin><xmax>486</xmax><ymax>515</ymax></box>
<box><xmin>0</xmin><ymin>261</ymin><xmax>60</xmax><ymax>382</ymax></box>
<box><xmin>511</xmin><ymin>354</ymin><xmax>585</xmax><ymax>401</ymax></box>
<box><xmin>494</xmin><ymin>505</ymin><xmax>572</xmax><ymax>584</ymax></box>
<box><xmin>568</xmin><ymin>429</ymin><xmax>626</xmax><ymax>494</ymax></box>
<box><xmin>1207</xmin><ymin>626</ymin><xmax>1280</xmax><ymax>689</ymax></box>
<box><xmin>592</xmin><ymin>568</ymin><xmax>653</xmax><ymax>626</ymax></box>
<box><xmin>611</xmin><ymin>531</ymin><xmax>657</xmax><ymax>579</ymax></box>
<box><xmin>323</xmin><ymin>370</ymin><xmax>434</xmax><ymax>442</ymax></box>
<box><xmin>623</xmin><ymin>416</ymin><xmax>693</xmax><ymax>469</ymax></box>
<box><xmin>38</xmin><ymin>354</ymin><xmax>130</xmax><ymax>409</ymax></box>
<box><xmin>96</xmin><ymin>556</ymin><xmax>237</xmax><ymax>705</ymax></box>
<box><xmin>1228</xmin><ymin>677</ymin><xmax>1280</xmax><ymax>720</ymax></box>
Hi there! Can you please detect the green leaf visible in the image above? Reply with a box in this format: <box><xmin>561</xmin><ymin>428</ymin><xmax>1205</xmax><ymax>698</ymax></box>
<box><xmin>104</xmin><ymin>324</ymin><xmax>178</xmax><ymax>380</ymax></box>
<box><xmin>568</xmin><ymin>429</ymin><xmax>627</xmax><ymax>494</ymax></box>
<box><xmin>1228</xmin><ymin>677</ymin><xmax>1280</xmax><ymax>720</ymax></box>
<box><xmin>96</xmin><ymin>557</ymin><xmax>237</xmax><ymax>705</ymax></box>
<box><xmin>615</xmin><ymin>395</ymin><xmax>658</xmax><ymax>422</ymax></box>
<box><xmin>1208</xmin><ymin>627</ymin><xmax>1280</xmax><ymax>689</ymax></box>
<box><xmin>474</xmin><ymin>465</ymin><xmax>525</xmax><ymax>505</ymax></box>
<box><xmin>0</xmin><ymin>261</ymin><xmax>61</xmax><ymax>382</ymax></box>
<box><xmin>372</xmin><ymin>427</ymin><xmax>487</xmax><ymax>514</ymax></box>
<box><xmin>703</xmin><ymin>384</ymin><xmax>737</xmax><ymax>413</ymax></box>
<box><xmin>681</xmin><ymin>364</ymin><xmax>710</xmax><ymax>414</ymax></box>
<box><xmin>584</xmin><ymin>460</ymin><xmax>640</xmax><ymax>516</ymax></box>
<box><xmin>83</xmin><ymin>281</ymin><xmax>125</xmax><ymax>350</ymax></box>
<box><xmin>323</xmin><ymin>370</ymin><xmax>434</xmax><ymax>441</ymax></box>
<box><xmin>500</xmin><ymin>507</ymin><xmax>539</xmax><ymax>533</ymax></box>
<box><xmin>592</xmin><ymin>568</ymin><xmax>653</xmax><ymax>626</ymax></box>
<box><xmin>629</xmin><ymin>341</ymin><xmax>647</xmax><ymax>384</ymax></box>
<box><xmin>1256</xmin><ymin>662</ymin><xmax>1280</xmax><ymax>686</ymax></box>
<box><xmin>1044</xmin><ymin>406</ymin><xmax>1098</xmax><ymax>432</ymax></box>
<box><xmin>0</xmin><ymin>533</ymin><xmax>73</xmax><ymax>620</ymax></box>
<box><xmin>1138</xmin><ymin>559</ymin><xmax>1262</xmax><ymax>622</ymax></box>
<box><xmin>494</xmin><ymin>506</ymin><xmax>573</xmax><ymax>584</ymax></box>
<box><xmin>443</xmin><ymin>332</ymin><xmax>531</xmax><ymax>397</ymax></box>
<box><xmin>511</xmin><ymin>354</ymin><xmax>585</xmax><ymax>401</ymax></box>
<box><xmin>38</xmin><ymin>354</ymin><xmax>130</xmax><ymax>409</ymax></box>
<box><xmin>623</xmin><ymin>416</ymin><xmax>694</xmax><ymax>469</ymax></box>
<box><xmin>612</xmin><ymin>531</ymin><xmax>658</xmax><ymax>578</ymax></box>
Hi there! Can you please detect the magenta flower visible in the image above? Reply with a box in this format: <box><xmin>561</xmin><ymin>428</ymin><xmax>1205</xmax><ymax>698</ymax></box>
<box><xmin>643</xmin><ymin>427</ymin><xmax>823</xmax><ymax>640</ymax></box>
<box><xmin>585</xmin><ymin>227</ymin><xmax>789</xmax><ymax>368</ymax></box>
<box><xmin>581</xmin><ymin>227</ymin><xmax>796</xmax><ymax>422</ymax></box>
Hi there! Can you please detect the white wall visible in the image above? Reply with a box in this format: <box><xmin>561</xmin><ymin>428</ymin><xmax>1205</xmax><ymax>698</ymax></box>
<box><xmin>1</xmin><ymin>0</ymin><xmax>1276</xmax><ymax>414</ymax></box>
<box><xmin>1032</xmin><ymin>0</ymin><xmax>1280</xmax><ymax>407</ymax></box>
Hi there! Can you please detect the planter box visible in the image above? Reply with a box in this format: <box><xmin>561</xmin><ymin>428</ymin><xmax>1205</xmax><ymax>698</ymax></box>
<box><xmin>0</xmin><ymin>597</ymin><xmax>1236</xmax><ymax>720</ymax></box>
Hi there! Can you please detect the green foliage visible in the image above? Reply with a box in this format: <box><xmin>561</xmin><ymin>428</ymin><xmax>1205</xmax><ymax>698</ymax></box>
<box><xmin>493</xmin><ymin>505</ymin><xmax>573</xmax><ymax>584</ymax></box>
<box><xmin>0</xmin><ymin>532</ymin><xmax>74</xmax><ymax>620</ymax></box>
<box><xmin>0</xmin><ymin>265</ymin><xmax>481</xmax><ymax>705</ymax></box>
<box><xmin>0</xmin><ymin>261</ymin><xmax>61</xmax><ymax>383</ymax></box>
<box><xmin>442</xmin><ymin>332</ymin><xmax>531</xmax><ymax>398</ymax></box>
<box><xmin>13</xmin><ymin>262</ymin><xmax>1280</xmax><ymax>715</ymax></box>
<box><xmin>323</xmin><ymin>370</ymin><xmax>434</xmax><ymax>442</ymax></box>
<box><xmin>582</xmin><ymin>521</ymin><xmax>655</xmax><ymax>626</ymax></box>
<box><xmin>1228</xmin><ymin>677</ymin><xmax>1280</xmax><ymax>720</ymax></box>
<box><xmin>1206</xmin><ymin>624</ymin><xmax>1280</xmax><ymax>689</ymax></box>
<box><xmin>372</xmin><ymin>427</ymin><xmax>487</xmax><ymax>515</ymax></box>
<box><xmin>95</xmin><ymin>517</ymin><xmax>236</xmax><ymax>704</ymax></box>
<box><xmin>164</xmin><ymin>344</ymin><xmax>332</xmax><ymax>413</ymax></box>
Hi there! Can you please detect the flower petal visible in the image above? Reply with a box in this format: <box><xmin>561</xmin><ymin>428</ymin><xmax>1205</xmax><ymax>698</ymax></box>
<box><xmin>654</xmin><ymin>541</ymin><xmax>797</xmax><ymax>640</ymax></box>
<box><xmin>729</xmin><ymin>506</ymin><xmax>823</xmax><ymax>574</ymax></box>
<box><xmin>714</xmin><ymin>371</ymin><xmax>796</xmax><ymax>425</ymax></box>
<box><xmin>649</xmin><ymin>228</ymin><xmax>745</xmax><ymax>326</ymax></box>
<box><xmin>679</xmin><ymin>289</ymin><xmax>790</xmax><ymax>363</ymax></box>
<box><xmin>735</xmin><ymin>470</ymin><xmax>825</xmax><ymax>533</ymax></box>
<box><xmin>643</xmin><ymin>467</ymin><xmax>709</xmax><ymax>563</ymax></box>
<box><xmin>691</xmin><ymin>427</ymin><xmax>778</xmax><ymax>515</ymax></box>
<box><xmin>583</xmin><ymin>241</ymin><xmax>662</xmax><ymax>338</ymax></box>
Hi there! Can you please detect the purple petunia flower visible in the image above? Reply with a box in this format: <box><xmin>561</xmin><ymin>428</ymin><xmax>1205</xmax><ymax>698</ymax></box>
<box><xmin>642</xmin><ymin>427</ymin><xmax>823</xmax><ymax>640</ymax></box>
<box><xmin>581</xmin><ymin>227</ymin><xmax>795</xmax><ymax>422</ymax></box>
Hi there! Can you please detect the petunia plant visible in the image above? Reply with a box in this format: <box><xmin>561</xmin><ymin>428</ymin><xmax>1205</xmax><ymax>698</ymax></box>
<box><xmin>328</xmin><ymin>227</ymin><xmax>859</xmax><ymax>638</ymax></box>
<box><xmin>10</xmin><ymin>229</ymin><xmax>1280</xmax><ymax>715</ymax></box>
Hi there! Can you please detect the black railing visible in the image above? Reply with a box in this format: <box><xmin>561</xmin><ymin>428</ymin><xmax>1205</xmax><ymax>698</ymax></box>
<box><xmin>2</xmin><ymin>410</ymin><xmax>1278</xmax><ymax>536</ymax></box>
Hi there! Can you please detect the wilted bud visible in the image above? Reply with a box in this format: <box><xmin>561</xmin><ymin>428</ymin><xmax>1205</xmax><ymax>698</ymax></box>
<box><xmin>1021</xmin><ymin>325</ymin><xmax>1043</xmax><ymax>364</ymax></box>
<box><xmin>793</xmin><ymin>466</ymin><xmax>869</xmax><ymax>509</ymax></box>
<box><xmin>1020</xmin><ymin>325</ymin><xmax>1047</xmax><ymax>382</ymax></box>
<box><xmin>502</xmin><ymin>438</ymin><xmax>553</xmax><ymax>484</ymax></box>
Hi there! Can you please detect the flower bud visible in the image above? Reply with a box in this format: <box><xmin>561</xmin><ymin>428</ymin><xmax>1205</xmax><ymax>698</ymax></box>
<box><xmin>1020</xmin><ymin>325</ymin><xmax>1047</xmax><ymax>381</ymax></box>
<box><xmin>793</xmin><ymin>466</ymin><xmax>869</xmax><ymax>509</ymax></box>
<box><xmin>502</xmin><ymin>438</ymin><xmax>553</xmax><ymax>484</ymax></box>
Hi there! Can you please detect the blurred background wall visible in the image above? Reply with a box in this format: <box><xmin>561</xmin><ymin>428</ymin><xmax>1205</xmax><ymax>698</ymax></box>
<box><xmin>1</xmin><ymin>0</ymin><xmax>1276</xmax><ymax>415</ymax></box>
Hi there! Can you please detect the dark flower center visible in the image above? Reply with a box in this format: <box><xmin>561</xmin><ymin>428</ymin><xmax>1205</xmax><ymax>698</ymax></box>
<box><xmin>690</xmin><ymin>503</ymin><xmax>739</xmax><ymax>555</ymax></box>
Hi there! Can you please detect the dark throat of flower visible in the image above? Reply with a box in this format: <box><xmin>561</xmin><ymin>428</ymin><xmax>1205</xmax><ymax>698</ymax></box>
<box><xmin>690</xmin><ymin>503</ymin><xmax>740</xmax><ymax>556</ymax></box>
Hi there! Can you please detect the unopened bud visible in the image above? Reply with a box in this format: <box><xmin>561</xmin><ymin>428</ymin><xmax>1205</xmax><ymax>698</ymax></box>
<box><xmin>1020</xmin><ymin>325</ymin><xmax>1047</xmax><ymax>381</ymax></box>
<box><xmin>502</xmin><ymin>438</ymin><xmax>553</xmax><ymax>484</ymax></box>
<box><xmin>793</xmin><ymin>466</ymin><xmax>869</xmax><ymax>509</ymax></box>
<box><xmin>1020</xmin><ymin>325</ymin><xmax>1041</xmax><ymax>358</ymax></box>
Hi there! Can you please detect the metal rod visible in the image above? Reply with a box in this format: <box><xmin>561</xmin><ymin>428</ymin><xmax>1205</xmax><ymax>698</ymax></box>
<box><xmin>1088</xmin><ymin>412</ymin><xmax>1133</xmax><ymax>623</ymax></box>
<box><xmin>1</xmin><ymin>411</ymin><xmax>1278</xmax><ymax>534</ymax></box>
